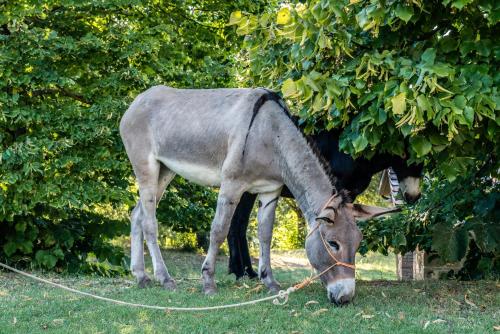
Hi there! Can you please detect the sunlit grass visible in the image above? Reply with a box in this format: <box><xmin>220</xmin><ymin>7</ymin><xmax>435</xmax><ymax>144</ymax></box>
<box><xmin>1</xmin><ymin>251</ymin><xmax>498</xmax><ymax>333</ymax></box>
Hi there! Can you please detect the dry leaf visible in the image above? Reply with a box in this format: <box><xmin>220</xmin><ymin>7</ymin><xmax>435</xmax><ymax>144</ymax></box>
<box><xmin>385</xmin><ymin>312</ymin><xmax>391</xmax><ymax>318</ymax></box>
<box><xmin>362</xmin><ymin>314</ymin><xmax>375</xmax><ymax>319</ymax></box>
<box><xmin>12</xmin><ymin>317</ymin><xmax>17</xmax><ymax>325</ymax></box>
<box><xmin>248</xmin><ymin>285</ymin><xmax>263</xmax><ymax>293</ymax></box>
<box><xmin>464</xmin><ymin>294</ymin><xmax>478</xmax><ymax>308</ymax></box>
<box><xmin>493</xmin><ymin>325</ymin><xmax>500</xmax><ymax>331</ymax></box>
<box><xmin>432</xmin><ymin>319</ymin><xmax>446</xmax><ymax>324</ymax></box>
<box><xmin>381</xmin><ymin>291</ymin><xmax>386</xmax><ymax>298</ymax></box>
<box><xmin>52</xmin><ymin>319</ymin><xmax>64</xmax><ymax>325</ymax></box>
<box><xmin>0</xmin><ymin>289</ymin><xmax>8</xmax><ymax>296</ymax></box>
<box><xmin>312</xmin><ymin>308</ymin><xmax>328</xmax><ymax>316</ymax></box>
<box><xmin>423</xmin><ymin>321</ymin><xmax>430</xmax><ymax>329</ymax></box>
<box><xmin>305</xmin><ymin>300</ymin><xmax>319</xmax><ymax>307</ymax></box>
<box><xmin>451</xmin><ymin>299</ymin><xmax>462</xmax><ymax>306</ymax></box>
<box><xmin>398</xmin><ymin>312</ymin><xmax>405</xmax><ymax>320</ymax></box>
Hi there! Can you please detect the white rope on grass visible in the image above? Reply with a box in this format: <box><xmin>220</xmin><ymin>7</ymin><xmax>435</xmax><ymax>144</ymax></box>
<box><xmin>0</xmin><ymin>262</ymin><xmax>295</xmax><ymax>312</ymax></box>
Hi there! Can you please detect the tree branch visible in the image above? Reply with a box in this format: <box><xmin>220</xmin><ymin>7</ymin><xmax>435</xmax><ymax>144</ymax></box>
<box><xmin>31</xmin><ymin>87</ymin><xmax>91</xmax><ymax>105</ymax></box>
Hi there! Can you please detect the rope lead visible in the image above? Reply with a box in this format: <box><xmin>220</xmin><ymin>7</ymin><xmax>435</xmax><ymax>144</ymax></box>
<box><xmin>0</xmin><ymin>262</ymin><xmax>299</xmax><ymax>312</ymax></box>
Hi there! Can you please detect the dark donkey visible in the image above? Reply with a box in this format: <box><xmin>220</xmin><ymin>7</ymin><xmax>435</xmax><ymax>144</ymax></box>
<box><xmin>228</xmin><ymin>130</ymin><xmax>423</xmax><ymax>279</ymax></box>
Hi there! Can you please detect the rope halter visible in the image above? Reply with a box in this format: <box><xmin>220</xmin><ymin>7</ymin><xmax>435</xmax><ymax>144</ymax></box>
<box><xmin>299</xmin><ymin>194</ymin><xmax>356</xmax><ymax>287</ymax></box>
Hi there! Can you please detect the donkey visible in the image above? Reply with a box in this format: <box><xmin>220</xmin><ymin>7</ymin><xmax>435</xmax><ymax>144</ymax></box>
<box><xmin>228</xmin><ymin>129</ymin><xmax>423</xmax><ymax>279</ymax></box>
<box><xmin>120</xmin><ymin>86</ymin><xmax>397</xmax><ymax>304</ymax></box>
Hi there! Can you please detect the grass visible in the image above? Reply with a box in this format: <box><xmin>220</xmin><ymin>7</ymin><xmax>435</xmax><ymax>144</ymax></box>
<box><xmin>0</xmin><ymin>250</ymin><xmax>498</xmax><ymax>334</ymax></box>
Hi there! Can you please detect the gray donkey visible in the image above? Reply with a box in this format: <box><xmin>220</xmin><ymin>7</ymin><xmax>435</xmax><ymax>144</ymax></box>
<box><xmin>120</xmin><ymin>86</ymin><xmax>397</xmax><ymax>304</ymax></box>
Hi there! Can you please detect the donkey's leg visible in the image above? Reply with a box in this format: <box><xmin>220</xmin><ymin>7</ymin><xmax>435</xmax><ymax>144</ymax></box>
<box><xmin>135</xmin><ymin>158</ymin><xmax>177</xmax><ymax>290</ymax></box>
<box><xmin>130</xmin><ymin>204</ymin><xmax>151</xmax><ymax>288</ymax></box>
<box><xmin>227</xmin><ymin>192</ymin><xmax>258</xmax><ymax>279</ymax></box>
<box><xmin>257</xmin><ymin>190</ymin><xmax>282</xmax><ymax>293</ymax></box>
<box><xmin>131</xmin><ymin>165</ymin><xmax>175</xmax><ymax>288</ymax></box>
<box><xmin>202</xmin><ymin>182</ymin><xmax>245</xmax><ymax>294</ymax></box>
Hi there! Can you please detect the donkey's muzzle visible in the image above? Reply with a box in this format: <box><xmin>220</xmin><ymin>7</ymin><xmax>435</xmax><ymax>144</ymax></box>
<box><xmin>403</xmin><ymin>192</ymin><xmax>421</xmax><ymax>204</ymax></box>
<box><xmin>327</xmin><ymin>278</ymin><xmax>355</xmax><ymax>306</ymax></box>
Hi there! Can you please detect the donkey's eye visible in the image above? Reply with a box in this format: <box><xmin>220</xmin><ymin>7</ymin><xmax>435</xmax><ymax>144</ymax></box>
<box><xmin>328</xmin><ymin>240</ymin><xmax>340</xmax><ymax>251</ymax></box>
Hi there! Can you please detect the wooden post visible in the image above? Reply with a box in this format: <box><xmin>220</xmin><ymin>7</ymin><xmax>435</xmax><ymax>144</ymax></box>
<box><xmin>396</xmin><ymin>248</ymin><xmax>425</xmax><ymax>280</ymax></box>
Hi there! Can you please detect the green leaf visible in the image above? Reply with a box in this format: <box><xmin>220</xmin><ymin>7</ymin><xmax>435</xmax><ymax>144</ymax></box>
<box><xmin>441</xmin><ymin>161</ymin><xmax>459</xmax><ymax>181</ymax></box>
<box><xmin>410</xmin><ymin>136</ymin><xmax>432</xmax><ymax>157</ymax></box>
<box><xmin>3</xmin><ymin>242</ymin><xmax>17</xmax><ymax>257</ymax></box>
<box><xmin>35</xmin><ymin>250</ymin><xmax>58</xmax><ymax>269</ymax></box>
<box><xmin>416</xmin><ymin>95</ymin><xmax>432</xmax><ymax>114</ymax></box>
<box><xmin>353</xmin><ymin>133</ymin><xmax>369</xmax><ymax>153</ymax></box>
<box><xmin>430</xmin><ymin>63</ymin><xmax>454</xmax><ymax>77</ymax></box>
<box><xmin>453</xmin><ymin>95</ymin><xmax>466</xmax><ymax>109</ymax></box>
<box><xmin>432</xmin><ymin>223</ymin><xmax>468</xmax><ymax>262</ymax></box>
<box><xmin>312</xmin><ymin>94</ymin><xmax>324</xmax><ymax>112</ymax></box>
<box><xmin>281</xmin><ymin>78</ymin><xmax>297</xmax><ymax>97</ymax></box>
<box><xmin>236</xmin><ymin>16</ymin><xmax>258</xmax><ymax>36</ymax></box>
<box><xmin>375</xmin><ymin>108</ymin><xmax>387</xmax><ymax>125</ymax></box>
<box><xmin>228</xmin><ymin>11</ymin><xmax>243</xmax><ymax>26</ymax></box>
<box><xmin>276</xmin><ymin>7</ymin><xmax>291</xmax><ymax>25</ymax></box>
<box><xmin>394</xmin><ymin>4</ymin><xmax>414</xmax><ymax>23</ymax></box>
<box><xmin>451</xmin><ymin>0</ymin><xmax>474</xmax><ymax>10</ymax></box>
<box><xmin>463</xmin><ymin>106</ymin><xmax>474</xmax><ymax>127</ymax></box>
<box><xmin>15</xmin><ymin>221</ymin><xmax>27</xmax><ymax>233</ymax></box>
<box><xmin>421</xmin><ymin>48</ymin><xmax>436</xmax><ymax>65</ymax></box>
<box><xmin>391</xmin><ymin>92</ymin><xmax>406</xmax><ymax>115</ymax></box>
<box><xmin>392</xmin><ymin>232</ymin><xmax>407</xmax><ymax>247</ymax></box>
<box><xmin>18</xmin><ymin>240</ymin><xmax>33</xmax><ymax>254</ymax></box>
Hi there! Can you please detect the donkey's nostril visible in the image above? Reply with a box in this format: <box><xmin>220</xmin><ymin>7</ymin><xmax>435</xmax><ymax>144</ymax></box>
<box><xmin>404</xmin><ymin>192</ymin><xmax>421</xmax><ymax>204</ymax></box>
<box><xmin>327</xmin><ymin>278</ymin><xmax>355</xmax><ymax>306</ymax></box>
<box><xmin>338</xmin><ymin>295</ymin><xmax>350</xmax><ymax>305</ymax></box>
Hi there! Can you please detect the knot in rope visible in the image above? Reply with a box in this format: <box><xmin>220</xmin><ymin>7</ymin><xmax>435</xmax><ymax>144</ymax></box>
<box><xmin>272</xmin><ymin>287</ymin><xmax>296</xmax><ymax>305</ymax></box>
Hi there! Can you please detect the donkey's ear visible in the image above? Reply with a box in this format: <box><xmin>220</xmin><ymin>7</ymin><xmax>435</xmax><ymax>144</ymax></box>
<box><xmin>346</xmin><ymin>203</ymin><xmax>401</xmax><ymax>221</ymax></box>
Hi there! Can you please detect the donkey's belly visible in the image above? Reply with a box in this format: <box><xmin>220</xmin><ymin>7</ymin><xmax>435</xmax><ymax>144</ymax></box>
<box><xmin>157</xmin><ymin>157</ymin><xmax>283</xmax><ymax>193</ymax></box>
<box><xmin>158</xmin><ymin>157</ymin><xmax>222</xmax><ymax>187</ymax></box>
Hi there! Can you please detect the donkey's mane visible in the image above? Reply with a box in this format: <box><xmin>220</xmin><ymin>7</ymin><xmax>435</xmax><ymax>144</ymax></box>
<box><xmin>257</xmin><ymin>89</ymin><xmax>342</xmax><ymax>200</ymax></box>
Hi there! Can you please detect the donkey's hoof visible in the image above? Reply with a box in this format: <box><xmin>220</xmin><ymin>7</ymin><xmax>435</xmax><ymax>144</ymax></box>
<box><xmin>137</xmin><ymin>276</ymin><xmax>153</xmax><ymax>289</ymax></box>
<box><xmin>203</xmin><ymin>284</ymin><xmax>217</xmax><ymax>295</ymax></box>
<box><xmin>162</xmin><ymin>279</ymin><xmax>177</xmax><ymax>291</ymax></box>
<box><xmin>246</xmin><ymin>268</ymin><xmax>259</xmax><ymax>280</ymax></box>
<box><xmin>267</xmin><ymin>282</ymin><xmax>281</xmax><ymax>294</ymax></box>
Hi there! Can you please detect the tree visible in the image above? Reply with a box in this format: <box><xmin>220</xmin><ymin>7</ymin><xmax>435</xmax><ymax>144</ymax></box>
<box><xmin>229</xmin><ymin>0</ymin><xmax>499</xmax><ymax>276</ymax></box>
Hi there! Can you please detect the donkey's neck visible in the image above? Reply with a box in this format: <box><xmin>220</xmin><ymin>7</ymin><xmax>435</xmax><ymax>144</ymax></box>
<box><xmin>274</xmin><ymin>120</ymin><xmax>335</xmax><ymax>225</ymax></box>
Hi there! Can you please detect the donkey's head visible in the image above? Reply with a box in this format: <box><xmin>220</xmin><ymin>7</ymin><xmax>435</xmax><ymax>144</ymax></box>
<box><xmin>391</xmin><ymin>160</ymin><xmax>424</xmax><ymax>204</ymax></box>
<box><xmin>305</xmin><ymin>194</ymin><xmax>399</xmax><ymax>305</ymax></box>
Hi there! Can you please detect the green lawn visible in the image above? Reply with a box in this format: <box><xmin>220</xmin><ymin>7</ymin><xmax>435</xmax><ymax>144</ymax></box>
<box><xmin>0</xmin><ymin>251</ymin><xmax>498</xmax><ymax>334</ymax></box>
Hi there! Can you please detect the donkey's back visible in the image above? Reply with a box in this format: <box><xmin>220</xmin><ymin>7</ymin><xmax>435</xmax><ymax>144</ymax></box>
<box><xmin>119</xmin><ymin>85</ymin><xmax>282</xmax><ymax>188</ymax></box>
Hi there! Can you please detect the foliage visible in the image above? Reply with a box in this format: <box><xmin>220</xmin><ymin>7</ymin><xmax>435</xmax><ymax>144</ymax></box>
<box><xmin>358</xmin><ymin>155</ymin><xmax>499</xmax><ymax>279</ymax></box>
<box><xmin>0</xmin><ymin>0</ymin><xmax>265</xmax><ymax>271</ymax></box>
<box><xmin>230</xmin><ymin>0</ymin><xmax>499</xmax><ymax>277</ymax></box>
<box><xmin>157</xmin><ymin>178</ymin><xmax>217</xmax><ymax>234</ymax></box>
<box><xmin>246</xmin><ymin>198</ymin><xmax>306</xmax><ymax>251</ymax></box>
<box><xmin>230</xmin><ymin>0</ymin><xmax>498</xmax><ymax>178</ymax></box>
